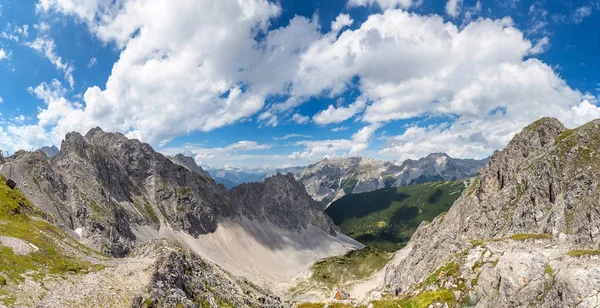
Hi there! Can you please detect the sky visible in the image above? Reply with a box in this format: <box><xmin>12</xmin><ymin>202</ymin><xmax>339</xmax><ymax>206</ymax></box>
<box><xmin>0</xmin><ymin>0</ymin><xmax>599</xmax><ymax>171</ymax></box>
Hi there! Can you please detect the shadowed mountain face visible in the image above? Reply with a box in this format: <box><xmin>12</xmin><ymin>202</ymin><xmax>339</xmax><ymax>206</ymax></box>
<box><xmin>297</xmin><ymin>154</ymin><xmax>488</xmax><ymax>206</ymax></box>
<box><xmin>326</xmin><ymin>181</ymin><xmax>466</xmax><ymax>249</ymax></box>
<box><xmin>380</xmin><ymin>118</ymin><xmax>600</xmax><ymax>307</ymax></box>
<box><xmin>0</xmin><ymin>128</ymin><xmax>342</xmax><ymax>259</ymax></box>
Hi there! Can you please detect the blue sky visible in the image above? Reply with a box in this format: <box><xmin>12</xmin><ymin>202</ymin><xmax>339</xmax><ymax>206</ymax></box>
<box><xmin>0</xmin><ymin>0</ymin><xmax>598</xmax><ymax>170</ymax></box>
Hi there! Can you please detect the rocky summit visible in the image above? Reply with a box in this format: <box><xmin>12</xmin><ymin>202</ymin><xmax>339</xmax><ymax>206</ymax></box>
<box><xmin>380</xmin><ymin>118</ymin><xmax>600</xmax><ymax>307</ymax></box>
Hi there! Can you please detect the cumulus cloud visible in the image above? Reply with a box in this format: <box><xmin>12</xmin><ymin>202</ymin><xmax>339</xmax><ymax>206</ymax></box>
<box><xmin>291</xmin><ymin>113</ymin><xmax>310</xmax><ymax>124</ymax></box>
<box><xmin>331</xmin><ymin>14</ymin><xmax>353</xmax><ymax>33</ymax></box>
<box><xmin>2</xmin><ymin>0</ymin><xmax>594</xmax><ymax>168</ymax></box>
<box><xmin>160</xmin><ymin>140</ymin><xmax>277</xmax><ymax>169</ymax></box>
<box><xmin>445</xmin><ymin>0</ymin><xmax>463</xmax><ymax>18</ymax></box>
<box><xmin>35</xmin><ymin>0</ymin><xmax>319</xmax><ymax>145</ymax></box>
<box><xmin>289</xmin><ymin>123</ymin><xmax>380</xmax><ymax>160</ymax></box>
<box><xmin>313</xmin><ymin>96</ymin><xmax>367</xmax><ymax>125</ymax></box>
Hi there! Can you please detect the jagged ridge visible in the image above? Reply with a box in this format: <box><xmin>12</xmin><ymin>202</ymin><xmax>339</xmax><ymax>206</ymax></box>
<box><xmin>381</xmin><ymin>118</ymin><xmax>600</xmax><ymax>307</ymax></box>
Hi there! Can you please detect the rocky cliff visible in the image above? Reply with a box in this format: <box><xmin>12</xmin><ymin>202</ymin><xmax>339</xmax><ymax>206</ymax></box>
<box><xmin>0</xmin><ymin>128</ymin><xmax>237</xmax><ymax>257</ymax></box>
<box><xmin>230</xmin><ymin>173</ymin><xmax>338</xmax><ymax>236</ymax></box>
<box><xmin>380</xmin><ymin>118</ymin><xmax>600</xmax><ymax>307</ymax></box>
<box><xmin>297</xmin><ymin>154</ymin><xmax>487</xmax><ymax>205</ymax></box>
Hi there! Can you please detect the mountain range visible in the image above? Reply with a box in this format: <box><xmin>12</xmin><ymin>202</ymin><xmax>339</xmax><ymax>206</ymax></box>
<box><xmin>203</xmin><ymin>153</ymin><xmax>487</xmax><ymax>205</ymax></box>
<box><xmin>0</xmin><ymin>127</ymin><xmax>359</xmax><ymax>306</ymax></box>
<box><xmin>297</xmin><ymin>153</ymin><xmax>488</xmax><ymax>205</ymax></box>
<box><xmin>2</xmin><ymin>117</ymin><xmax>600</xmax><ymax>307</ymax></box>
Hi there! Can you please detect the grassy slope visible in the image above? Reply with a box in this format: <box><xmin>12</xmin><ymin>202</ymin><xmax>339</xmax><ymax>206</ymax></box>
<box><xmin>289</xmin><ymin>246</ymin><xmax>392</xmax><ymax>299</ymax></box>
<box><xmin>0</xmin><ymin>175</ymin><xmax>103</xmax><ymax>305</ymax></box>
<box><xmin>325</xmin><ymin>181</ymin><xmax>465</xmax><ymax>249</ymax></box>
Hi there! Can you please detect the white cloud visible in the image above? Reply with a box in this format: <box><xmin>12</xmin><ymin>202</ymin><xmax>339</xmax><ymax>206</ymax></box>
<box><xmin>347</xmin><ymin>0</ymin><xmax>417</xmax><ymax>10</ymax></box>
<box><xmin>464</xmin><ymin>1</ymin><xmax>481</xmax><ymax>21</ymax></box>
<box><xmin>27</xmin><ymin>37</ymin><xmax>75</xmax><ymax>88</ymax></box>
<box><xmin>1</xmin><ymin>24</ymin><xmax>29</xmax><ymax>42</ymax></box>
<box><xmin>36</xmin><ymin>0</ymin><xmax>293</xmax><ymax>145</ymax></box>
<box><xmin>87</xmin><ymin>57</ymin><xmax>97</xmax><ymax>68</ymax></box>
<box><xmin>274</xmin><ymin>134</ymin><xmax>312</xmax><ymax>140</ymax></box>
<box><xmin>0</xmin><ymin>49</ymin><xmax>7</xmax><ymax>61</ymax></box>
<box><xmin>291</xmin><ymin>113</ymin><xmax>310</xmax><ymax>124</ymax></box>
<box><xmin>313</xmin><ymin>96</ymin><xmax>367</xmax><ymax>125</ymax></box>
<box><xmin>331</xmin><ymin>14</ymin><xmax>353</xmax><ymax>33</ymax></box>
<box><xmin>331</xmin><ymin>126</ymin><xmax>349</xmax><ymax>132</ymax></box>
<box><xmin>573</xmin><ymin>6</ymin><xmax>593</xmax><ymax>23</ymax></box>
<box><xmin>1</xmin><ymin>1</ymin><xmax>592</xmax><ymax>169</ymax></box>
<box><xmin>380</xmin><ymin>99</ymin><xmax>600</xmax><ymax>161</ymax></box>
<box><xmin>160</xmin><ymin>140</ymin><xmax>276</xmax><ymax>169</ymax></box>
<box><xmin>289</xmin><ymin>123</ymin><xmax>379</xmax><ymax>160</ymax></box>
<box><xmin>529</xmin><ymin>36</ymin><xmax>550</xmax><ymax>54</ymax></box>
<box><xmin>225</xmin><ymin>141</ymin><xmax>272</xmax><ymax>151</ymax></box>
<box><xmin>445</xmin><ymin>0</ymin><xmax>463</xmax><ymax>18</ymax></box>
<box><xmin>11</xmin><ymin>115</ymin><xmax>27</xmax><ymax>123</ymax></box>
<box><xmin>0</xmin><ymin>96</ymin><xmax>3</xmax><ymax>103</ymax></box>
<box><xmin>34</xmin><ymin>22</ymin><xmax>51</xmax><ymax>33</ymax></box>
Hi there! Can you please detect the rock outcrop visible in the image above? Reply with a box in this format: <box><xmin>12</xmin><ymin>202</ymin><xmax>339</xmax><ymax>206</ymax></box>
<box><xmin>131</xmin><ymin>240</ymin><xmax>285</xmax><ymax>308</ymax></box>
<box><xmin>381</xmin><ymin>118</ymin><xmax>600</xmax><ymax>307</ymax></box>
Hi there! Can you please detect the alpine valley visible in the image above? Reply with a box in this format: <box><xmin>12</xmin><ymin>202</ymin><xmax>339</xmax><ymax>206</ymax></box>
<box><xmin>1</xmin><ymin>117</ymin><xmax>600</xmax><ymax>308</ymax></box>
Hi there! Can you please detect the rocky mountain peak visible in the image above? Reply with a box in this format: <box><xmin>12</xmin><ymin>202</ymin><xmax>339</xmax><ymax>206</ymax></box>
<box><xmin>382</xmin><ymin>117</ymin><xmax>600</xmax><ymax>307</ymax></box>
<box><xmin>168</xmin><ymin>154</ymin><xmax>211</xmax><ymax>179</ymax></box>
<box><xmin>230</xmin><ymin>172</ymin><xmax>338</xmax><ymax>235</ymax></box>
<box><xmin>425</xmin><ymin>152</ymin><xmax>450</xmax><ymax>159</ymax></box>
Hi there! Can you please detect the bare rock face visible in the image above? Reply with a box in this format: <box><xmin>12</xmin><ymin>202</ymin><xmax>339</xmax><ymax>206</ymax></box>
<box><xmin>381</xmin><ymin>118</ymin><xmax>600</xmax><ymax>307</ymax></box>
<box><xmin>131</xmin><ymin>240</ymin><xmax>284</xmax><ymax>308</ymax></box>
<box><xmin>229</xmin><ymin>173</ymin><xmax>339</xmax><ymax>236</ymax></box>
<box><xmin>1</xmin><ymin>128</ymin><xmax>234</xmax><ymax>257</ymax></box>
<box><xmin>1</xmin><ymin>128</ymin><xmax>345</xmax><ymax>261</ymax></box>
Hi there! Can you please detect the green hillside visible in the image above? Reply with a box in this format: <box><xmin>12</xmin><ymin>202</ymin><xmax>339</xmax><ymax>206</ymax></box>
<box><xmin>0</xmin><ymin>175</ymin><xmax>104</xmax><ymax>305</ymax></box>
<box><xmin>325</xmin><ymin>181</ymin><xmax>466</xmax><ymax>249</ymax></box>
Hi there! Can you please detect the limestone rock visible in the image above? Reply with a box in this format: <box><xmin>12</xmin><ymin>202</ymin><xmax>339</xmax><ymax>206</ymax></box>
<box><xmin>381</xmin><ymin>118</ymin><xmax>600</xmax><ymax>307</ymax></box>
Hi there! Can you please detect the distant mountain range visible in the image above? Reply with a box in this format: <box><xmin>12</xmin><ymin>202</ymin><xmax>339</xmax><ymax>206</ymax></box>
<box><xmin>297</xmin><ymin>153</ymin><xmax>489</xmax><ymax>205</ymax></box>
<box><xmin>176</xmin><ymin>153</ymin><xmax>488</xmax><ymax>201</ymax></box>
<box><xmin>205</xmin><ymin>166</ymin><xmax>303</xmax><ymax>190</ymax></box>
